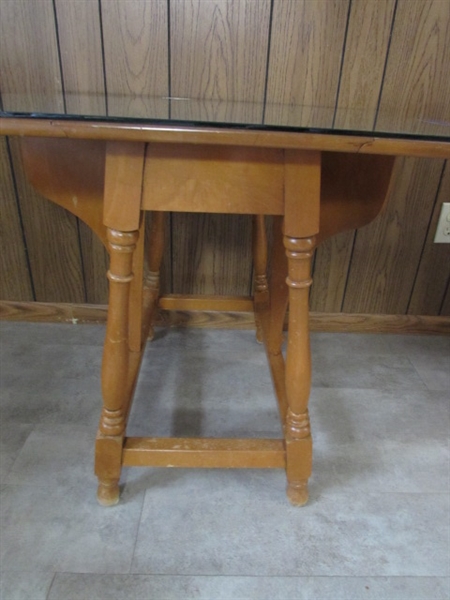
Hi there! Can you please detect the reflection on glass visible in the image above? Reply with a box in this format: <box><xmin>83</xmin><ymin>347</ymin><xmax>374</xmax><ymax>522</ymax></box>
<box><xmin>1</xmin><ymin>93</ymin><xmax>449</xmax><ymax>139</ymax></box>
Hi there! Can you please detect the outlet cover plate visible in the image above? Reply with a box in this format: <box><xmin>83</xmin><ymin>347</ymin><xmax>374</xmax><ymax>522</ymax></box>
<box><xmin>434</xmin><ymin>202</ymin><xmax>450</xmax><ymax>243</ymax></box>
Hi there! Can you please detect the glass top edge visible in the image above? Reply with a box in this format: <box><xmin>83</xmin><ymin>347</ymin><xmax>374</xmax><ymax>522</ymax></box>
<box><xmin>1</xmin><ymin>110</ymin><xmax>450</xmax><ymax>144</ymax></box>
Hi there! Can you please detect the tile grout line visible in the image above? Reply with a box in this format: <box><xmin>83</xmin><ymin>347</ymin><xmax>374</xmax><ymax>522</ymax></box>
<box><xmin>45</xmin><ymin>572</ymin><xmax>58</xmax><ymax>600</ymax></box>
<box><xmin>127</xmin><ymin>486</ymin><xmax>147</xmax><ymax>575</ymax></box>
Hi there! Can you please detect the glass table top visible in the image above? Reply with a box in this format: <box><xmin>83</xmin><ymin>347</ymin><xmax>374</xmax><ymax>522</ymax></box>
<box><xmin>1</xmin><ymin>93</ymin><xmax>449</xmax><ymax>143</ymax></box>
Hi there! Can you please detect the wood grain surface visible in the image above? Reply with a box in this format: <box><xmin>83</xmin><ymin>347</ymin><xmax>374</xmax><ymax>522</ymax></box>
<box><xmin>1</xmin><ymin>0</ymin><xmax>449</xmax><ymax>317</ymax></box>
<box><xmin>170</xmin><ymin>0</ymin><xmax>270</xmax><ymax>123</ymax></box>
<box><xmin>101</xmin><ymin>0</ymin><xmax>169</xmax><ymax>118</ymax></box>
<box><xmin>334</xmin><ymin>0</ymin><xmax>396</xmax><ymax>130</ymax></box>
<box><xmin>54</xmin><ymin>0</ymin><xmax>106</xmax><ymax>115</ymax></box>
<box><xmin>0</xmin><ymin>138</ymin><xmax>33</xmax><ymax>301</ymax></box>
<box><xmin>343</xmin><ymin>157</ymin><xmax>445</xmax><ymax>314</ymax></box>
<box><xmin>1</xmin><ymin>1</ymin><xmax>84</xmax><ymax>303</ymax></box>
<box><xmin>8</xmin><ymin>139</ymin><xmax>86</xmax><ymax>303</ymax></box>
<box><xmin>408</xmin><ymin>160</ymin><xmax>450</xmax><ymax>315</ymax></box>
<box><xmin>0</xmin><ymin>0</ymin><xmax>64</xmax><ymax>112</ymax></box>
<box><xmin>1</xmin><ymin>300</ymin><xmax>449</xmax><ymax>336</ymax></box>
<box><xmin>310</xmin><ymin>231</ymin><xmax>355</xmax><ymax>313</ymax></box>
<box><xmin>171</xmin><ymin>213</ymin><xmax>253</xmax><ymax>296</ymax></box>
<box><xmin>77</xmin><ymin>221</ymin><xmax>109</xmax><ymax>304</ymax></box>
<box><xmin>265</xmin><ymin>0</ymin><xmax>349</xmax><ymax>127</ymax></box>
<box><xmin>376</xmin><ymin>0</ymin><xmax>450</xmax><ymax>135</ymax></box>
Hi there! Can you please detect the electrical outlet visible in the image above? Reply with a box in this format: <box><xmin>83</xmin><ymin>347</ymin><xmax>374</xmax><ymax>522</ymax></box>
<box><xmin>434</xmin><ymin>202</ymin><xmax>450</xmax><ymax>243</ymax></box>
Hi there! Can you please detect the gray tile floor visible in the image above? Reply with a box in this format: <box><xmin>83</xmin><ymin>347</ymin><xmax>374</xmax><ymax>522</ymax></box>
<box><xmin>0</xmin><ymin>321</ymin><xmax>449</xmax><ymax>600</ymax></box>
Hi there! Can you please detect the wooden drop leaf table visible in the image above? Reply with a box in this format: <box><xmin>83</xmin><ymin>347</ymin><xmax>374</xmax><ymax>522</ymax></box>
<box><xmin>1</xmin><ymin>103</ymin><xmax>449</xmax><ymax>506</ymax></box>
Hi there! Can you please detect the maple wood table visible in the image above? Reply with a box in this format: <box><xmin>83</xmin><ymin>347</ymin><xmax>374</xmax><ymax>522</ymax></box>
<box><xmin>1</xmin><ymin>107</ymin><xmax>449</xmax><ymax>506</ymax></box>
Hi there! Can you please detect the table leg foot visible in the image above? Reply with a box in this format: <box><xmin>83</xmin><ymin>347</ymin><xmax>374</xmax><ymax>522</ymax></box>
<box><xmin>287</xmin><ymin>480</ymin><xmax>309</xmax><ymax>506</ymax></box>
<box><xmin>97</xmin><ymin>478</ymin><xmax>120</xmax><ymax>506</ymax></box>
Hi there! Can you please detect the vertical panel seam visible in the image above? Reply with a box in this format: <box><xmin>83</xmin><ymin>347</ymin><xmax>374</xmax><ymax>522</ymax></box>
<box><xmin>438</xmin><ymin>273</ymin><xmax>450</xmax><ymax>315</ymax></box>
<box><xmin>98</xmin><ymin>0</ymin><xmax>109</xmax><ymax>116</ymax></box>
<box><xmin>167</xmin><ymin>0</ymin><xmax>172</xmax><ymax>119</ymax></box>
<box><xmin>262</xmin><ymin>0</ymin><xmax>275</xmax><ymax>125</ymax></box>
<box><xmin>332</xmin><ymin>0</ymin><xmax>353</xmax><ymax>128</ymax></box>
<box><xmin>75</xmin><ymin>220</ymin><xmax>88</xmax><ymax>303</ymax></box>
<box><xmin>5</xmin><ymin>137</ymin><xmax>37</xmax><ymax>301</ymax></box>
<box><xmin>373</xmin><ymin>0</ymin><xmax>399</xmax><ymax>130</ymax></box>
<box><xmin>339</xmin><ymin>230</ymin><xmax>357</xmax><ymax>313</ymax></box>
<box><xmin>51</xmin><ymin>0</ymin><xmax>67</xmax><ymax>114</ymax></box>
<box><xmin>406</xmin><ymin>159</ymin><xmax>447</xmax><ymax>315</ymax></box>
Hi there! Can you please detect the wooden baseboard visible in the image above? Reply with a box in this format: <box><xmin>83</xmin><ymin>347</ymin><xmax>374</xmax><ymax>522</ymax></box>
<box><xmin>0</xmin><ymin>300</ymin><xmax>449</xmax><ymax>335</ymax></box>
<box><xmin>308</xmin><ymin>312</ymin><xmax>450</xmax><ymax>335</ymax></box>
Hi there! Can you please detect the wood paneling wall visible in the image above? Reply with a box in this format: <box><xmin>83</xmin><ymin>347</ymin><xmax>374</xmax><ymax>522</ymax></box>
<box><xmin>1</xmin><ymin>0</ymin><xmax>449</xmax><ymax>316</ymax></box>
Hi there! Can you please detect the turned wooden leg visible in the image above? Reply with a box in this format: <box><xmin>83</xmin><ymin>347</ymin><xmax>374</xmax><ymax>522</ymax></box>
<box><xmin>252</xmin><ymin>215</ymin><xmax>269</xmax><ymax>343</ymax></box>
<box><xmin>95</xmin><ymin>228</ymin><xmax>139</xmax><ymax>506</ymax></box>
<box><xmin>283</xmin><ymin>234</ymin><xmax>316</xmax><ymax>506</ymax></box>
<box><xmin>145</xmin><ymin>211</ymin><xmax>165</xmax><ymax>340</ymax></box>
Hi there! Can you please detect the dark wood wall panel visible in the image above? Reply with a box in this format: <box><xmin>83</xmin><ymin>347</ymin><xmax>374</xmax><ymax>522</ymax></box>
<box><xmin>342</xmin><ymin>158</ymin><xmax>445</xmax><ymax>314</ymax></box>
<box><xmin>1</xmin><ymin>0</ymin><xmax>449</xmax><ymax>317</ymax></box>
<box><xmin>1</xmin><ymin>0</ymin><xmax>86</xmax><ymax>303</ymax></box>
<box><xmin>408</xmin><ymin>161</ymin><xmax>450</xmax><ymax>315</ymax></box>
<box><xmin>170</xmin><ymin>0</ymin><xmax>270</xmax><ymax>123</ymax></box>
<box><xmin>54</xmin><ymin>0</ymin><xmax>106</xmax><ymax>115</ymax></box>
<box><xmin>0</xmin><ymin>0</ymin><xmax>64</xmax><ymax>112</ymax></box>
<box><xmin>101</xmin><ymin>0</ymin><xmax>169</xmax><ymax>119</ymax></box>
<box><xmin>265</xmin><ymin>0</ymin><xmax>349</xmax><ymax>127</ymax></box>
<box><xmin>0</xmin><ymin>138</ymin><xmax>33</xmax><ymax>301</ymax></box>
<box><xmin>8</xmin><ymin>138</ymin><xmax>86</xmax><ymax>303</ymax></box>
<box><xmin>334</xmin><ymin>0</ymin><xmax>396</xmax><ymax>130</ymax></box>
<box><xmin>310</xmin><ymin>231</ymin><xmax>355</xmax><ymax>313</ymax></box>
<box><xmin>77</xmin><ymin>222</ymin><xmax>109</xmax><ymax>305</ymax></box>
<box><xmin>172</xmin><ymin>213</ymin><xmax>252</xmax><ymax>296</ymax></box>
<box><xmin>376</xmin><ymin>0</ymin><xmax>450</xmax><ymax>135</ymax></box>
